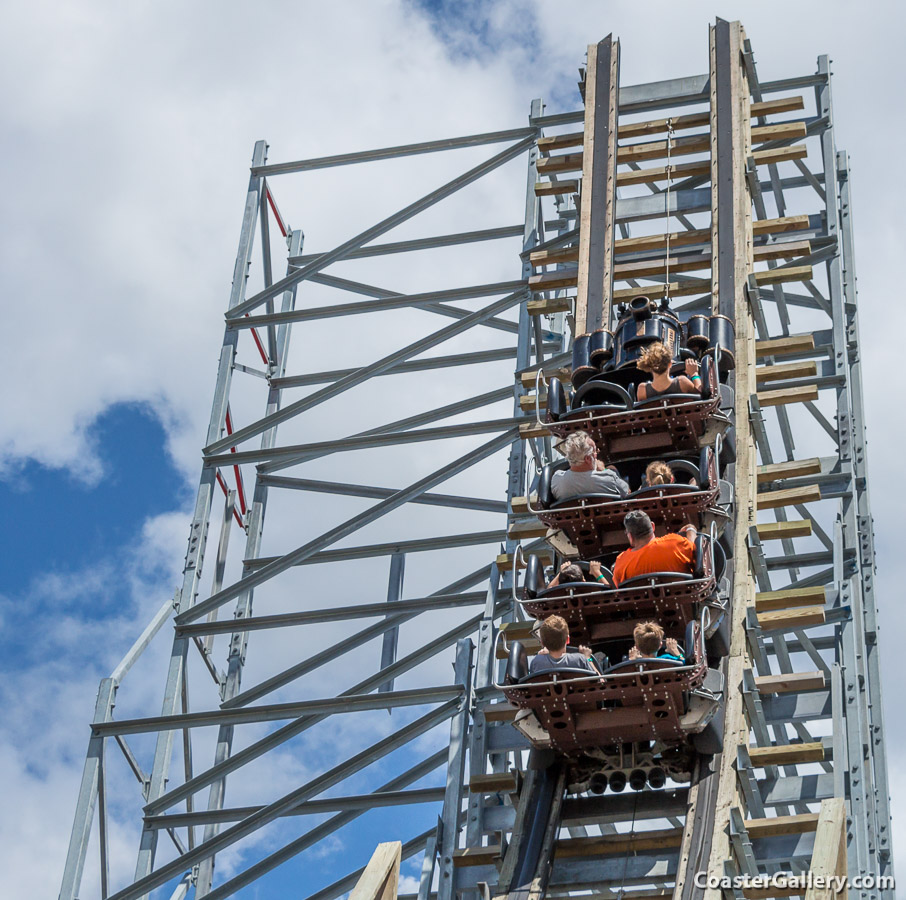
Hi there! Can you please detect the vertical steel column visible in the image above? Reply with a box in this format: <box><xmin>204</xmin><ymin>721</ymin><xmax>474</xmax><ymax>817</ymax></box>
<box><xmin>59</xmin><ymin>678</ymin><xmax>117</xmax><ymax>900</ymax></box>
<box><xmin>816</xmin><ymin>54</ymin><xmax>886</xmax><ymax>893</ymax></box>
<box><xmin>133</xmin><ymin>140</ymin><xmax>268</xmax><ymax>890</ymax></box>
<box><xmin>465</xmin><ymin>97</ymin><xmax>543</xmax><ymax>856</ymax></box>
<box><xmin>836</xmin><ymin>148</ymin><xmax>894</xmax><ymax>879</ymax></box>
<box><xmin>437</xmin><ymin>639</ymin><xmax>474</xmax><ymax>900</ymax></box>
<box><xmin>379</xmin><ymin>553</ymin><xmax>407</xmax><ymax>693</ymax></box>
<box><xmin>195</xmin><ymin>227</ymin><xmax>304</xmax><ymax>896</ymax></box>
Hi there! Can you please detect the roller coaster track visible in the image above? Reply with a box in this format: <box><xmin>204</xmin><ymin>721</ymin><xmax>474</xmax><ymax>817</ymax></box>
<box><xmin>59</xmin><ymin>17</ymin><xmax>890</xmax><ymax>900</ymax></box>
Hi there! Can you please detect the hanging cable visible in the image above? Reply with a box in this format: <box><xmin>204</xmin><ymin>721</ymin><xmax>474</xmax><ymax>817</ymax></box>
<box><xmin>664</xmin><ymin>119</ymin><xmax>675</xmax><ymax>304</ymax></box>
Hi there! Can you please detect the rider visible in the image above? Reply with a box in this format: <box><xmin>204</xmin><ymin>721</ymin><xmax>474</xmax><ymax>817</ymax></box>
<box><xmin>636</xmin><ymin>341</ymin><xmax>701</xmax><ymax>402</ymax></box>
<box><xmin>529</xmin><ymin>615</ymin><xmax>603</xmax><ymax>675</ymax></box>
<box><xmin>612</xmin><ymin>510</ymin><xmax>697</xmax><ymax>586</ymax></box>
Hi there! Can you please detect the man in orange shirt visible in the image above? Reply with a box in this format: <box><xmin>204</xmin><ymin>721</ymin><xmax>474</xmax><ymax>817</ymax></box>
<box><xmin>612</xmin><ymin>510</ymin><xmax>697</xmax><ymax>585</ymax></box>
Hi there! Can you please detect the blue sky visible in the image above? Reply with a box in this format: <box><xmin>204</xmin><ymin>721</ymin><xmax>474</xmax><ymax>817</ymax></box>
<box><xmin>3</xmin><ymin>1</ymin><xmax>906</xmax><ymax>898</ymax></box>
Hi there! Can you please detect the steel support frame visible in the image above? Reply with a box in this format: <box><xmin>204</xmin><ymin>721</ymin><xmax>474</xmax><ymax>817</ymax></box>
<box><xmin>60</xmin><ymin>33</ymin><xmax>892</xmax><ymax>900</ymax></box>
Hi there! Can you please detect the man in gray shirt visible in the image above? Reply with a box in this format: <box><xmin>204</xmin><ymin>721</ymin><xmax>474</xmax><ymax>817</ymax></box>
<box><xmin>529</xmin><ymin>614</ymin><xmax>602</xmax><ymax>675</ymax></box>
<box><xmin>551</xmin><ymin>431</ymin><xmax>630</xmax><ymax>501</ymax></box>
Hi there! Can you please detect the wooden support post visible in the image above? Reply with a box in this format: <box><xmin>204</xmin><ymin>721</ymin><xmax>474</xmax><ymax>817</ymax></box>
<box><xmin>575</xmin><ymin>35</ymin><xmax>619</xmax><ymax>335</ymax></box>
<box><xmin>804</xmin><ymin>798</ymin><xmax>848</xmax><ymax>900</ymax></box>
<box><xmin>695</xmin><ymin>20</ymin><xmax>754</xmax><ymax>900</ymax></box>
<box><xmin>349</xmin><ymin>842</ymin><xmax>401</xmax><ymax>900</ymax></box>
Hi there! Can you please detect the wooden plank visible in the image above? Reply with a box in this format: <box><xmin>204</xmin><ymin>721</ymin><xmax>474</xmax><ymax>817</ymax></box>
<box><xmin>618</xmin><ymin>133</ymin><xmax>710</xmax><ymax>163</ymax></box>
<box><xmin>507</xmin><ymin>518</ymin><xmax>549</xmax><ymax>540</ymax></box>
<box><xmin>452</xmin><ymin>845</ymin><xmax>502</xmax><ymax>868</ymax></box>
<box><xmin>613</xmin><ymin>279</ymin><xmax>710</xmax><ymax>302</ymax></box>
<box><xmin>756</xmin><ymin>520</ymin><xmax>812</xmax><ymax>541</ymax></box>
<box><xmin>755</xmin><ymin>671</ymin><xmax>826</xmax><ymax>694</ymax></box>
<box><xmin>757</xmin><ymin>457</ymin><xmax>822</xmax><ymax>483</ymax></box>
<box><xmin>519</xmin><ymin>421</ymin><xmax>551</xmax><ymax>439</ymax></box>
<box><xmin>755</xmin><ymin>333</ymin><xmax>815</xmax><ymax>358</ymax></box>
<box><xmin>534</xmin><ymin>179</ymin><xmax>578</xmax><ymax>197</ymax></box>
<box><xmin>752</xmin><ymin>213</ymin><xmax>811</xmax><ymax>235</ymax></box>
<box><xmin>530</xmin><ymin>245</ymin><xmax>579</xmax><ymax>266</ymax></box>
<box><xmin>610</xmin><ymin>215</ymin><xmax>807</xmax><ymax>257</ymax></box>
<box><xmin>805</xmin><ymin>798</ymin><xmax>847</xmax><ymax>898</ymax></box>
<box><xmin>748</xmin><ymin>742</ymin><xmax>825</xmax><ymax>767</ymax></box>
<box><xmin>745</xmin><ymin>812</ymin><xmax>820</xmax><ymax>838</ymax></box>
<box><xmin>497</xmin><ymin>637</ymin><xmax>541</xmax><ymax>659</ymax></box>
<box><xmin>755</xmin><ymin>585</ymin><xmax>826</xmax><ymax>612</ymax></box>
<box><xmin>469</xmin><ymin>772</ymin><xmax>519</xmax><ymax>794</ymax></box>
<box><xmin>349</xmin><ymin>842</ymin><xmax>401</xmax><ymax>900</ymax></box>
<box><xmin>518</xmin><ymin>366</ymin><xmax>570</xmax><ymax>388</ymax></box>
<box><xmin>536</xmin><ymin>152</ymin><xmax>584</xmax><ymax>175</ymax></box>
<box><xmin>510</xmin><ymin>495</ymin><xmax>530</xmax><ymax>515</ymax></box>
<box><xmin>500</xmin><ymin>621</ymin><xmax>536</xmax><ymax>640</ymax></box>
<box><xmin>752</xmin><ymin>144</ymin><xmax>808</xmax><ymax>166</ymax></box>
<box><xmin>527</xmin><ymin>296</ymin><xmax>572</xmax><ymax>316</ymax></box>
<box><xmin>757</xmin><ymin>605</ymin><xmax>826</xmax><ymax>631</ymax></box>
<box><xmin>528</xmin><ymin>270</ymin><xmax>577</xmax><ymax>291</ymax></box>
<box><xmin>481</xmin><ymin>703</ymin><xmax>518</xmax><ymax>723</ymax></box>
<box><xmin>539</xmin><ymin>239</ymin><xmax>807</xmax><ymax>278</ymax></box>
<box><xmin>751</xmin><ymin>120</ymin><xmax>808</xmax><ymax>143</ymax></box>
<box><xmin>753</xmin><ymin>239</ymin><xmax>811</xmax><ymax>261</ymax></box>
<box><xmin>755</xmin><ymin>360</ymin><xmax>818</xmax><ymax>383</ymax></box>
<box><xmin>556</xmin><ymin>828</ymin><xmax>683</xmax><ymax>858</ymax></box>
<box><xmin>496</xmin><ymin>549</ymin><xmax>552</xmax><ymax>572</ymax></box>
<box><xmin>518</xmin><ymin>392</ymin><xmax>546</xmax><ymax>411</ymax></box>
<box><xmin>756</xmin><ymin>485</ymin><xmax>821</xmax><ymax>509</ymax></box>
<box><xmin>757</xmin><ymin>384</ymin><xmax>820</xmax><ymax>407</ymax></box>
<box><xmin>537</xmin><ymin>132</ymin><xmax>584</xmax><ymax>152</ymax></box>
<box><xmin>754</xmin><ymin>264</ymin><xmax>813</xmax><ymax>286</ymax></box>
<box><xmin>617</xmin><ymin>158</ymin><xmax>711</xmax><ymax>187</ymax></box>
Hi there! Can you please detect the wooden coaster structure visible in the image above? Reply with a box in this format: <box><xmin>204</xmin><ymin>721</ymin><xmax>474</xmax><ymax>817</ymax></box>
<box><xmin>58</xmin><ymin>18</ymin><xmax>892</xmax><ymax>900</ymax></box>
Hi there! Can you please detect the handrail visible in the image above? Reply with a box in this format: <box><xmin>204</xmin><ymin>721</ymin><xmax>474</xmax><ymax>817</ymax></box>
<box><xmin>510</xmin><ymin>545</ymin><xmax>525</xmax><ymax>603</ymax></box>
<box><xmin>534</xmin><ymin>368</ymin><xmax>549</xmax><ymax>430</ymax></box>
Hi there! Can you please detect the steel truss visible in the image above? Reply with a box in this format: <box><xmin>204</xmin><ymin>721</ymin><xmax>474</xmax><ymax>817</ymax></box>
<box><xmin>60</xmin><ymin>19</ymin><xmax>891</xmax><ymax>900</ymax></box>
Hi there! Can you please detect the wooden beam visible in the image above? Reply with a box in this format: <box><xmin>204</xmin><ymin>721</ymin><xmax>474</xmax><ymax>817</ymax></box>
<box><xmin>756</xmin><ymin>484</ymin><xmax>821</xmax><ymax>509</ymax></box>
<box><xmin>695</xmin><ymin>21</ymin><xmax>754</xmax><ymax>895</ymax></box>
<box><xmin>500</xmin><ymin>621</ymin><xmax>536</xmax><ymax>641</ymax></box>
<box><xmin>756</xmin><ymin>360</ymin><xmax>818</xmax><ymax>383</ymax></box>
<box><xmin>510</xmin><ymin>495</ymin><xmax>530</xmax><ymax>515</ymax></box>
<box><xmin>518</xmin><ymin>366</ymin><xmax>570</xmax><ymax>388</ymax></box>
<box><xmin>756</xmin><ymin>520</ymin><xmax>812</xmax><ymax>540</ymax></box>
<box><xmin>748</xmin><ymin>741</ymin><xmax>825</xmax><ymax>767</ymax></box>
<box><xmin>497</xmin><ymin>637</ymin><xmax>540</xmax><ymax>659</ymax></box>
<box><xmin>754</xmin><ymin>264</ymin><xmax>813</xmax><ymax>286</ymax></box>
<box><xmin>745</xmin><ymin>812</ymin><xmax>820</xmax><ymax>838</ymax></box>
<box><xmin>756</xmin><ymin>605</ymin><xmax>826</xmax><ymax>631</ymax></box>
<box><xmin>757</xmin><ymin>457</ymin><xmax>822</xmax><ymax>483</ymax></box>
<box><xmin>556</xmin><ymin>827</ymin><xmax>684</xmax><ymax>858</ymax></box>
<box><xmin>618</xmin><ymin>158</ymin><xmax>710</xmax><ymax>187</ymax></box>
<box><xmin>518</xmin><ymin>421</ymin><xmax>550</xmax><ymax>439</ymax></box>
<box><xmin>468</xmin><ymin>772</ymin><xmax>520</xmax><ymax>794</ymax></box>
<box><xmin>453</xmin><ymin>845</ymin><xmax>502</xmax><ymax>868</ymax></box>
<box><xmin>804</xmin><ymin>798</ymin><xmax>847</xmax><ymax>899</ymax></box>
<box><xmin>751</xmin><ymin>120</ymin><xmax>808</xmax><ymax>143</ymax></box>
<box><xmin>574</xmin><ymin>35</ymin><xmax>620</xmax><ymax>335</ymax></box>
<box><xmin>481</xmin><ymin>703</ymin><xmax>518</xmax><ymax>723</ymax></box>
<box><xmin>527</xmin><ymin>296</ymin><xmax>572</xmax><ymax>316</ymax></box>
<box><xmin>496</xmin><ymin>549</ymin><xmax>552</xmax><ymax>572</ymax></box>
<box><xmin>534</xmin><ymin>179</ymin><xmax>578</xmax><ymax>196</ymax></box>
<box><xmin>755</xmin><ymin>671</ymin><xmax>826</xmax><ymax>694</ymax></box>
<box><xmin>349</xmin><ymin>842</ymin><xmax>401</xmax><ymax>900</ymax></box>
<box><xmin>755</xmin><ymin>333</ymin><xmax>815</xmax><ymax>358</ymax></box>
<box><xmin>507</xmin><ymin>518</ymin><xmax>549</xmax><ymax>540</ymax></box>
<box><xmin>757</xmin><ymin>385</ymin><xmax>821</xmax><ymax>408</ymax></box>
<box><xmin>608</xmin><ymin>215</ymin><xmax>807</xmax><ymax>258</ymax></box>
<box><xmin>755</xmin><ymin>585</ymin><xmax>826</xmax><ymax>612</ymax></box>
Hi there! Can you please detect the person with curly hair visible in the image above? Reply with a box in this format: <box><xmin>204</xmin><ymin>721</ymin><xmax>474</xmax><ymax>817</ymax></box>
<box><xmin>636</xmin><ymin>341</ymin><xmax>701</xmax><ymax>402</ymax></box>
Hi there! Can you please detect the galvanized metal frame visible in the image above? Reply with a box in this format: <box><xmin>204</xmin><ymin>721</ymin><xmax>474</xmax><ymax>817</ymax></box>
<box><xmin>60</xmin><ymin>24</ymin><xmax>892</xmax><ymax>900</ymax></box>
